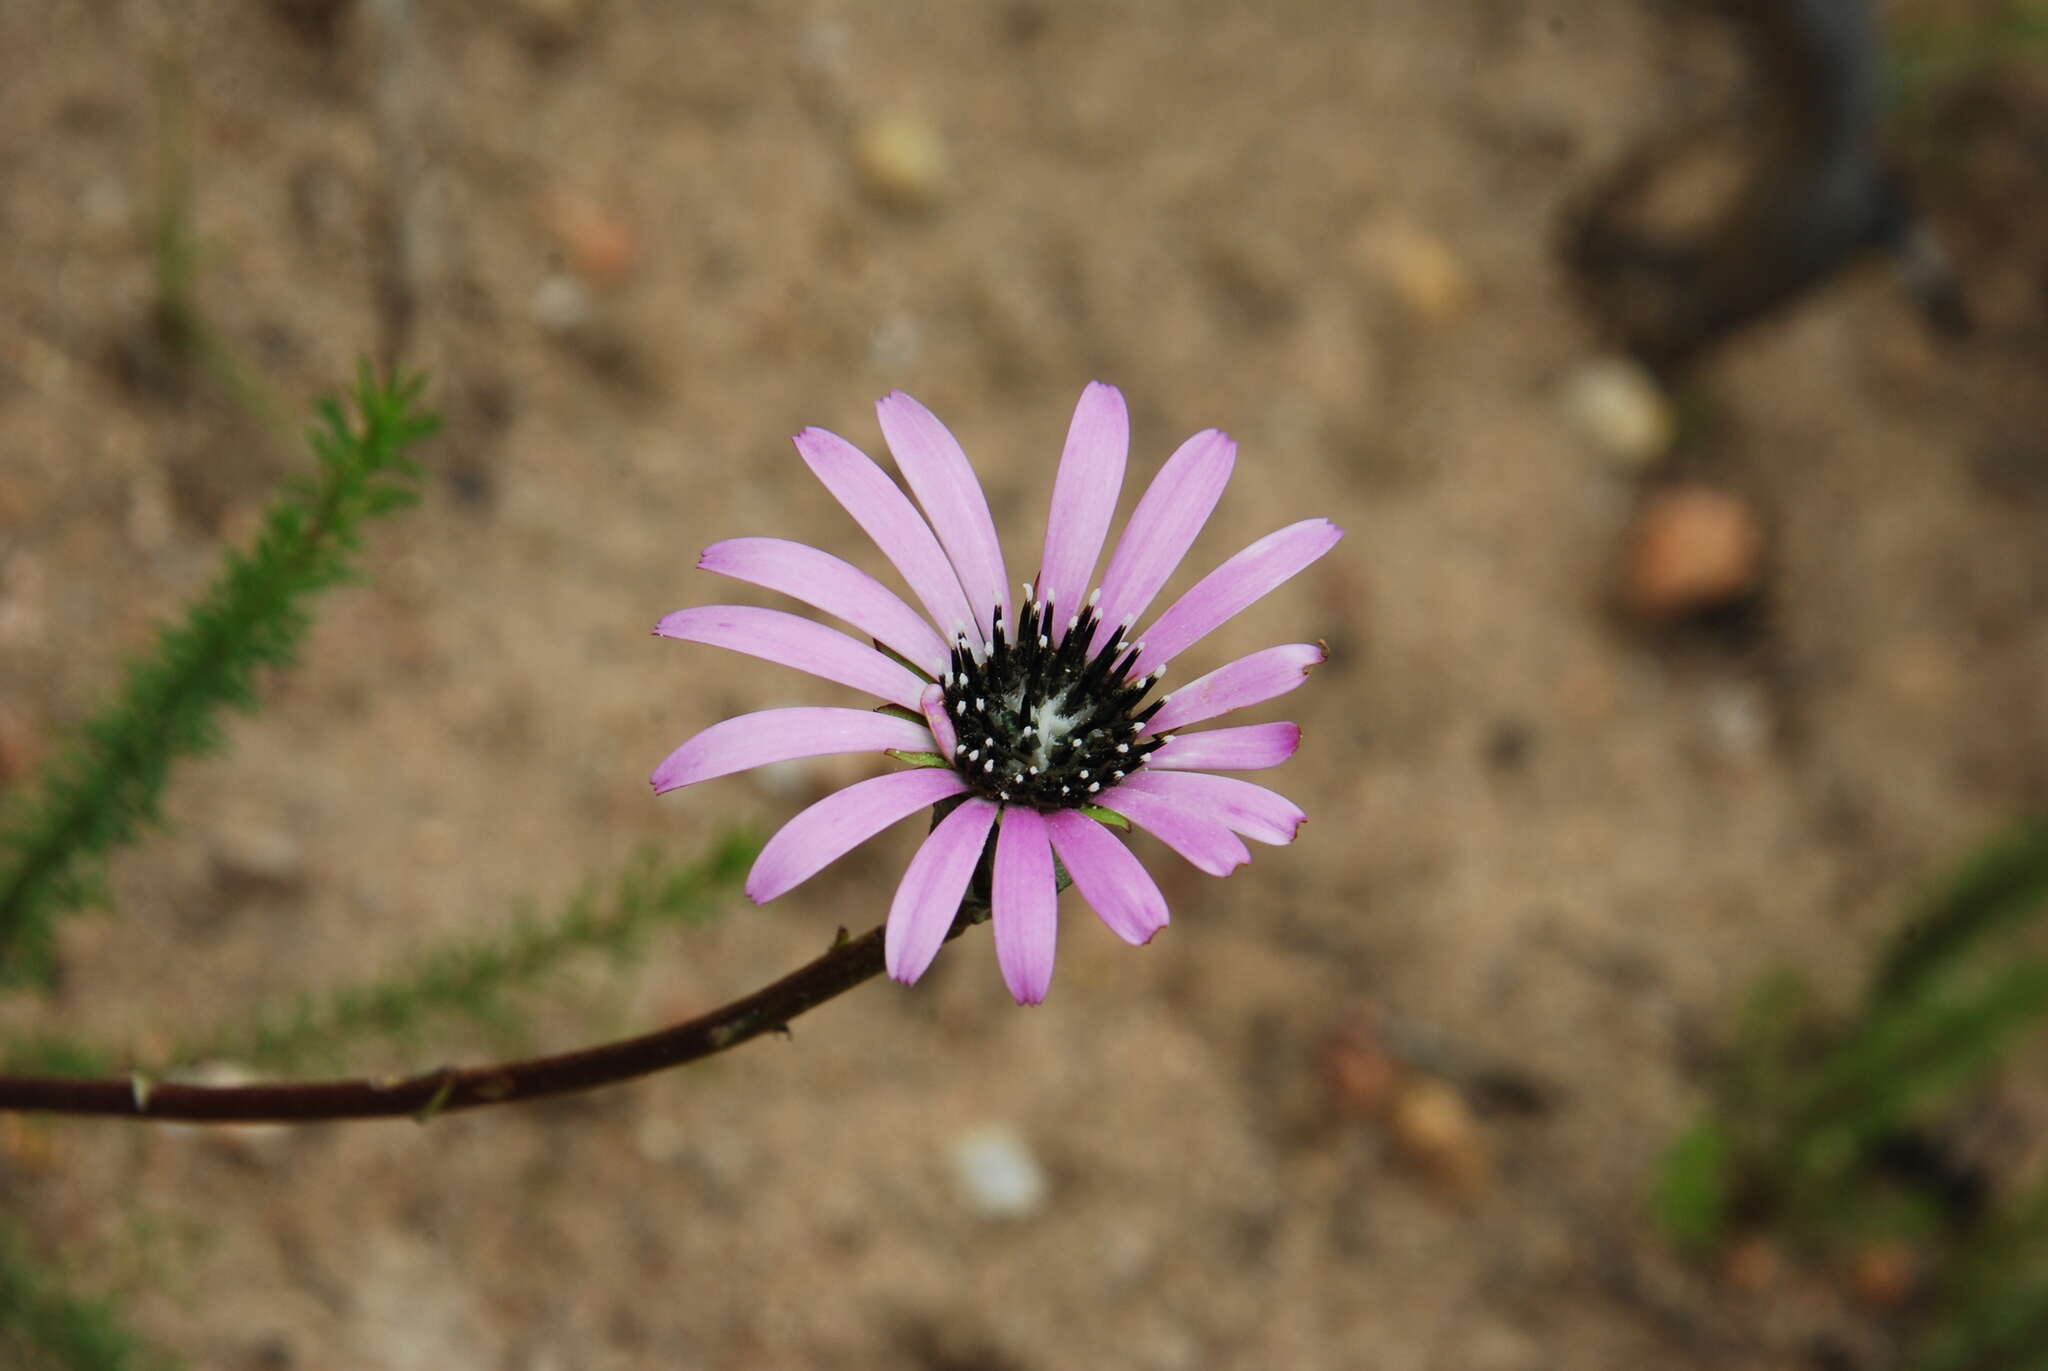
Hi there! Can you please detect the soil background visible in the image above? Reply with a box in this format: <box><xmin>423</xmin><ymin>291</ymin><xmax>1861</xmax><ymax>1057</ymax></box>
<box><xmin>2</xmin><ymin>2</ymin><xmax>2045</xmax><ymax>1368</ymax></box>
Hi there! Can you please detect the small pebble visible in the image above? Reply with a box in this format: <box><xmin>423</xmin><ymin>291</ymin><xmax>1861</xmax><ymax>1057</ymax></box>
<box><xmin>540</xmin><ymin>192</ymin><xmax>638</xmax><ymax>287</ymax></box>
<box><xmin>1385</xmin><ymin>1077</ymin><xmax>1490</xmax><ymax>1196</ymax></box>
<box><xmin>209</xmin><ymin>820</ymin><xmax>307</xmax><ymax>898</ymax></box>
<box><xmin>531</xmin><ymin>274</ymin><xmax>594</xmax><ymax>334</ymax></box>
<box><xmin>1323</xmin><ymin>1022</ymin><xmax>1397</xmax><ymax>1116</ymax></box>
<box><xmin>854</xmin><ymin>112</ymin><xmax>948</xmax><ymax>209</ymax></box>
<box><xmin>163</xmin><ymin>1062</ymin><xmax>294</xmax><ymax>1161</ymax></box>
<box><xmin>948</xmin><ymin>1123</ymin><xmax>1048</xmax><ymax>1219</ymax></box>
<box><xmin>1625</xmin><ymin>485</ymin><xmax>1766</xmax><ymax>620</ymax></box>
<box><xmin>1354</xmin><ymin>223</ymin><xmax>1473</xmax><ymax>326</ymax></box>
<box><xmin>1561</xmin><ymin>356</ymin><xmax>1674</xmax><ymax>466</ymax></box>
<box><xmin>1847</xmin><ymin>1240</ymin><xmax>1918</xmax><ymax>1308</ymax></box>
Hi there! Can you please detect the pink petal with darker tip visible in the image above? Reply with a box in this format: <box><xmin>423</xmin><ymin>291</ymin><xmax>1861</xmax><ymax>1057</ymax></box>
<box><xmin>698</xmin><ymin>537</ymin><xmax>949</xmax><ymax>677</ymax></box>
<box><xmin>1094</xmin><ymin>783</ymin><xmax>1250</xmax><ymax>877</ymax></box>
<box><xmin>747</xmin><ymin>767</ymin><xmax>968</xmax><ymax>903</ymax></box>
<box><xmin>650</xmin><ymin>707</ymin><xmax>931</xmax><ymax>795</ymax></box>
<box><xmin>1045</xmin><ymin>809</ymin><xmax>1169</xmax><ymax>947</ymax></box>
<box><xmin>1114</xmin><ymin>770</ymin><xmax>1306</xmax><ymax>846</ymax></box>
<box><xmin>1145</xmin><ymin>722</ymin><xmax>1301</xmax><ymax>773</ymax></box>
<box><xmin>886</xmin><ymin>798</ymin><xmax>999</xmax><ymax>986</ymax></box>
<box><xmin>1134</xmin><ymin>519</ymin><xmax>1343</xmax><ymax>674</ymax></box>
<box><xmin>1036</xmin><ymin>382</ymin><xmax>1128</xmax><ymax>618</ymax></box>
<box><xmin>993</xmin><ymin>807</ymin><xmax>1058</xmax><ymax>1005</ymax></box>
<box><xmin>655</xmin><ymin>606</ymin><xmax>928</xmax><ymax>712</ymax></box>
<box><xmin>794</xmin><ymin>426</ymin><xmax>976</xmax><ymax>638</ymax></box>
<box><xmin>876</xmin><ymin>392</ymin><xmax>1010</xmax><ymax>634</ymax></box>
<box><xmin>1147</xmin><ymin>643</ymin><xmax>1326</xmax><ymax>733</ymax></box>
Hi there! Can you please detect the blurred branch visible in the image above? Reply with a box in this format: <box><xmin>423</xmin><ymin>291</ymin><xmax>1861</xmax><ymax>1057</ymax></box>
<box><xmin>0</xmin><ymin>902</ymin><xmax>989</xmax><ymax>1125</ymax></box>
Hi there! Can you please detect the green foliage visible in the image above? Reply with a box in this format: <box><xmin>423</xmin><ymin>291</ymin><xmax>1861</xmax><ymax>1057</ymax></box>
<box><xmin>0</xmin><ymin>1222</ymin><xmax>175</xmax><ymax>1371</ymax></box>
<box><xmin>1891</xmin><ymin>1</ymin><xmax>2048</xmax><ymax>107</ymax></box>
<box><xmin>1653</xmin><ymin>818</ymin><xmax>2048</xmax><ymax>1364</ymax></box>
<box><xmin>182</xmin><ymin>831</ymin><xmax>759</xmax><ymax>1074</ymax></box>
<box><xmin>0</xmin><ymin>368</ymin><xmax>438</xmax><ymax>989</ymax></box>
<box><xmin>1</xmin><ymin>832</ymin><xmax>757</xmax><ymax>1078</ymax></box>
<box><xmin>1873</xmin><ymin>818</ymin><xmax>2048</xmax><ymax>1009</ymax></box>
<box><xmin>1907</xmin><ymin>1179</ymin><xmax>2048</xmax><ymax>1371</ymax></box>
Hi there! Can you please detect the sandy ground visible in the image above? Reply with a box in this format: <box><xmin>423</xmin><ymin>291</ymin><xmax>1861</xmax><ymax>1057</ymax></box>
<box><xmin>2</xmin><ymin>2</ymin><xmax>2045</xmax><ymax>1368</ymax></box>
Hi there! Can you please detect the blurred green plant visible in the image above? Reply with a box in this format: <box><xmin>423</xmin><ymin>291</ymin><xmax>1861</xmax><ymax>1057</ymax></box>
<box><xmin>1</xmin><ymin>833</ymin><xmax>758</xmax><ymax>1081</ymax></box>
<box><xmin>0</xmin><ymin>368</ymin><xmax>438</xmax><ymax>988</ymax></box>
<box><xmin>1653</xmin><ymin>817</ymin><xmax>2048</xmax><ymax>1367</ymax></box>
<box><xmin>143</xmin><ymin>45</ymin><xmax>289</xmax><ymax>437</ymax></box>
<box><xmin>1889</xmin><ymin>0</ymin><xmax>2048</xmax><ymax>134</ymax></box>
<box><xmin>0</xmin><ymin>1221</ymin><xmax>175</xmax><ymax>1371</ymax></box>
<box><xmin>182</xmin><ymin>831</ymin><xmax>757</xmax><ymax>1074</ymax></box>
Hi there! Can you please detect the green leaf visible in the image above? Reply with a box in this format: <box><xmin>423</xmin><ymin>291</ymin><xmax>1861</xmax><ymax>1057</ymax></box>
<box><xmin>1080</xmin><ymin>804</ymin><xmax>1130</xmax><ymax>832</ymax></box>
<box><xmin>1652</xmin><ymin>1119</ymin><xmax>1732</xmax><ymax>1256</ymax></box>
<box><xmin>886</xmin><ymin>750</ymin><xmax>951</xmax><ymax>770</ymax></box>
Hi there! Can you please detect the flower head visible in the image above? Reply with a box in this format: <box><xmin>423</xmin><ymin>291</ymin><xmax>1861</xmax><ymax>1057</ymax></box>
<box><xmin>653</xmin><ymin>384</ymin><xmax>1341</xmax><ymax>1004</ymax></box>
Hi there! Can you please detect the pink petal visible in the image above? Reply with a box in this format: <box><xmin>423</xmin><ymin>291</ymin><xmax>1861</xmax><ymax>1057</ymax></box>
<box><xmin>655</xmin><ymin>606</ymin><xmax>928</xmax><ymax>712</ymax></box>
<box><xmin>1045</xmin><ymin>809</ymin><xmax>1169</xmax><ymax>947</ymax></box>
<box><xmin>794</xmin><ymin>426</ymin><xmax>977</xmax><ymax>638</ymax></box>
<box><xmin>1115</xmin><ymin>770</ymin><xmax>1306</xmax><ymax>845</ymax></box>
<box><xmin>698</xmin><ymin>537</ymin><xmax>949</xmax><ymax>677</ymax></box>
<box><xmin>746</xmin><ymin>767</ymin><xmax>968</xmax><ymax>903</ymax></box>
<box><xmin>1134</xmin><ymin>519</ymin><xmax>1343</xmax><ymax>674</ymax></box>
<box><xmin>993</xmin><ymin>807</ymin><xmax>1058</xmax><ymax>1005</ymax></box>
<box><xmin>1094</xmin><ymin>783</ymin><xmax>1250</xmax><ymax>877</ymax></box>
<box><xmin>919</xmin><ymin>682</ymin><xmax>959</xmax><ymax>759</ymax></box>
<box><xmin>876</xmin><ymin>392</ymin><xmax>1010</xmax><ymax>636</ymax></box>
<box><xmin>1036</xmin><ymin>382</ymin><xmax>1128</xmax><ymax>618</ymax></box>
<box><xmin>1091</xmin><ymin>429</ymin><xmax>1235</xmax><ymax>650</ymax></box>
<box><xmin>1146</xmin><ymin>722</ymin><xmax>1300</xmax><ymax>772</ymax></box>
<box><xmin>650</xmin><ymin>707</ymin><xmax>931</xmax><ymax>795</ymax></box>
<box><xmin>886</xmin><ymin>798</ymin><xmax>999</xmax><ymax>986</ymax></box>
<box><xmin>1147</xmin><ymin>643</ymin><xmax>1326</xmax><ymax>733</ymax></box>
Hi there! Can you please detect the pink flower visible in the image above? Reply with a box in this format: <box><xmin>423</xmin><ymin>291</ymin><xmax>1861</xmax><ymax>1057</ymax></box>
<box><xmin>652</xmin><ymin>384</ymin><xmax>1341</xmax><ymax>1004</ymax></box>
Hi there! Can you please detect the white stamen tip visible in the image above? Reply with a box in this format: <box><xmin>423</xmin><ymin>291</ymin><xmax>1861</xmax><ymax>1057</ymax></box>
<box><xmin>1116</xmin><ymin>743</ymin><xmax>1129</xmax><ymax>754</ymax></box>
<box><xmin>1026</xmin><ymin>766</ymin><xmax>1038</xmax><ymax>775</ymax></box>
<box><xmin>999</xmin><ymin>791</ymin><xmax>1009</xmax><ymax>800</ymax></box>
<box><xmin>983</xmin><ymin>758</ymin><xmax>995</xmax><ymax>773</ymax></box>
<box><xmin>1061</xmin><ymin>786</ymin><xmax>1071</xmax><ymax>796</ymax></box>
<box><xmin>968</xmin><ymin>749</ymin><xmax>980</xmax><ymax>761</ymax></box>
<box><xmin>1022</xmin><ymin>581</ymin><xmax>1034</xmax><ymax>600</ymax></box>
<box><xmin>1038</xmin><ymin>635</ymin><xmax>1049</xmax><ymax>649</ymax></box>
<box><xmin>1066</xmin><ymin>615</ymin><xmax>1080</xmax><ymax>632</ymax></box>
<box><xmin>955</xmin><ymin>700</ymin><xmax>967</xmax><ymax>716</ymax></box>
<box><xmin>1078</xmin><ymin>770</ymin><xmax>1090</xmax><ymax>780</ymax></box>
<box><xmin>954</xmin><ymin>743</ymin><xmax>966</xmax><ymax>755</ymax></box>
<box><xmin>1132</xmin><ymin>641</ymin><xmax>1145</xmax><ymax>654</ymax></box>
<box><xmin>1087</xmin><ymin>782</ymin><xmax>1100</xmax><ymax>793</ymax></box>
<box><xmin>1087</xmin><ymin>588</ymin><xmax>1102</xmax><ymax>606</ymax></box>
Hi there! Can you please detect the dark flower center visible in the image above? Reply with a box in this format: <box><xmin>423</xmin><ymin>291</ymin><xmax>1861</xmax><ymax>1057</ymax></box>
<box><xmin>942</xmin><ymin>590</ymin><xmax>1169</xmax><ymax>810</ymax></box>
